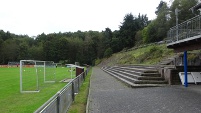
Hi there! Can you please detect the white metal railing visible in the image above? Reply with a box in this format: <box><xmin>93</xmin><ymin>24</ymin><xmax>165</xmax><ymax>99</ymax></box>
<box><xmin>167</xmin><ymin>15</ymin><xmax>201</xmax><ymax>43</ymax></box>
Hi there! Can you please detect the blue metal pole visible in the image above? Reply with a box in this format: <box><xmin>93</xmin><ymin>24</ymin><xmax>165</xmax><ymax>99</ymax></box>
<box><xmin>184</xmin><ymin>51</ymin><xmax>188</xmax><ymax>87</ymax></box>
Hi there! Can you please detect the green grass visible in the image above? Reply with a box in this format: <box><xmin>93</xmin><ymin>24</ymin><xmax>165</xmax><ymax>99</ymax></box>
<box><xmin>68</xmin><ymin>68</ymin><xmax>92</xmax><ymax>113</ymax></box>
<box><xmin>118</xmin><ymin>44</ymin><xmax>174</xmax><ymax>64</ymax></box>
<box><xmin>0</xmin><ymin>67</ymin><xmax>76</xmax><ymax>113</ymax></box>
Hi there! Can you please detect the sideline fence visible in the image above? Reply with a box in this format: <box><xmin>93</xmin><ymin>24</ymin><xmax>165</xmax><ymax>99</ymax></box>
<box><xmin>34</xmin><ymin>67</ymin><xmax>90</xmax><ymax>113</ymax></box>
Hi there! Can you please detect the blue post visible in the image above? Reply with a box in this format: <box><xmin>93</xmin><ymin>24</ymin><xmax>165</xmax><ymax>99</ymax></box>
<box><xmin>184</xmin><ymin>51</ymin><xmax>188</xmax><ymax>87</ymax></box>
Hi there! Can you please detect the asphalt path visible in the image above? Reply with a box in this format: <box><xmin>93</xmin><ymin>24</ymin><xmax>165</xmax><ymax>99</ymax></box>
<box><xmin>87</xmin><ymin>67</ymin><xmax>201</xmax><ymax>113</ymax></box>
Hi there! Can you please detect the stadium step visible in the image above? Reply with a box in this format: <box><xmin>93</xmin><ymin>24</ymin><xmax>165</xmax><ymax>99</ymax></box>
<box><xmin>102</xmin><ymin>65</ymin><xmax>167</xmax><ymax>88</ymax></box>
<box><xmin>107</xmin><ymin>67</ymin><xmax>163</xmax><ymax>80</ymax></box>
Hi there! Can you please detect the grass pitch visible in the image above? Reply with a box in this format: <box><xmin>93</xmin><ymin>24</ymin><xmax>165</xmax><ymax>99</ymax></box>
<box><xmin>0</xmin><ymin>67</ymin><xmax>76</xmax><ymax>113</ymax></box>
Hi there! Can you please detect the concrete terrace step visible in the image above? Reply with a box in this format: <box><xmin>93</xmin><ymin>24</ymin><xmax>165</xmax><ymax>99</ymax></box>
<box><xmin>117</xmin><ymin>65</ymin><xmax>157</xmax><ymax>69</ymax></box>
<box><xmin>111</xmin><ymin>66</ymin><xmax>158</xmax><ymax>73</ymax></box>
<box><xmin>105</xmin><ymin>69</ymin><xmax>138</xmax><ymax>83</ymax></box>
<box><xmin>102</xmin><ymin>68</ymin><xmax>136</xmax><ymax>87</ymax></box>
<box><xmin>106</xmin><ymin>66</ymin><xmax>161</xmax><ymax>77</ymax></box>
<box><xmin>134</xmin><ymin>80</ymin><xmax>167</xmax><ymax>84</ymax></box>
<box><xmin>140</xmin><ymin>73</ymin><xmax>161</xmax><ymax>77</ymax></box>
<box><xmin>103</xmin><ymin>68</ymin><xmax>167</xmax><ymax>85</ymax></box>
<box><xmin>108</xmin><ymin>68</ymin><xmax>164</xmax><ymax>81</ymax></box>
<box><xmin>102</xmin><ymin>68</ymin><xmax>166</xmax><ymax>88</ymax></box>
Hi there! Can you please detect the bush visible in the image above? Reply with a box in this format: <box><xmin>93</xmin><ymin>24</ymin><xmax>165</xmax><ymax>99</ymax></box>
<box><xmin>95</xmin><ymin>58</ymin><xmax>102</xmax><ymax>65</ymax></box>
<box><xmin>149</xmin><ymin>46</ymin><xmax>158</xmax><ymax>53</ymax></box>
<box><xmin>104</xmin><ymin>48</ymin><xmax>113</xmax><ymax>58</ymax></box>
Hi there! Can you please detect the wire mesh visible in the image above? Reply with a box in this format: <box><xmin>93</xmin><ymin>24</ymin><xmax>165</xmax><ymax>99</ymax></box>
<box><xmin>59</xmin><ymin>84</ymin><xmax>73</xmax><ymax>113</ymax></box>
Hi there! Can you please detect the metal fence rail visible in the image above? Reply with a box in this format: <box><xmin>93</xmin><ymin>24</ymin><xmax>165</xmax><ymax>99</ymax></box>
<box><xmin>34</xmin><ymin>67</ymin><xmax>90</xmax><ymax>113</ymax></box>
<box><xmin>167</xmin><ymin>15</ymin><xmax>201</xmax><ymax>43</ymax></box>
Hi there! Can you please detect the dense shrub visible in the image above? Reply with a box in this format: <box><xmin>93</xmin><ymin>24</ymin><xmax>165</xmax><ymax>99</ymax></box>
<box><xmin>104</xmin><ymin>48</ymin><xmax>113</xmax><ymax>58</ymax></box>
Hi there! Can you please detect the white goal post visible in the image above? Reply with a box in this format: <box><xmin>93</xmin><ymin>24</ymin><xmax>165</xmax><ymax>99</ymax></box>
<box><xmin>20</xmin><ymin>60</ymin><xmax>56</xmax><ymax>93</ymax></box>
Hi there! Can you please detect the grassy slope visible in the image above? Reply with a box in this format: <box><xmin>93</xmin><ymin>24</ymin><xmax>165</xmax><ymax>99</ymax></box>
<box><xmin>0</xmin><ymin>67</ymin><xmax>75</xmax><ymax>113</ymax></box>
<box><xmin>98</xmin><ymin>44</ymin><xmax>174</xmax><ymax>66</ymax></box>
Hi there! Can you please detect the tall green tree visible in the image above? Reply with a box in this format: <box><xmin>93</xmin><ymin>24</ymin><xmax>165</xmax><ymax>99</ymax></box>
<box><xmin>169</xmin><ymin>0</ymin><xmax>198</xmax><ymax>27</ymax></box>
<box><xmin>1</xmin><ymin>39</ymin><xmax>19</xmax><ymax>63</ymax></box>
<box><xmin>155</xmin><ymin>1</ymin><xmax>169</xmax><ymax>40</ymax></box>
<box><xmin>119</xmin><ymin>13</ymin><xmax>150</xmax><ymax>48</ymax></box>
<box><xmin>28</xmin><ymin>43</ymin><xmax>44</xmax><ymax>60</ymax></box>
<box><xmin>18</xmin><ymin>42</ymin><xmax>29</xmax><ymax>60</ymax></box>
<box><xmin>104</xmin><ymin>28</ymin><xmax>113</xmax><ymax>47</ymax></box>
<box><xmin>142</xmin><ymin>1</ymin><xmax>169</xmax><ymax>43</ymax></box>
<box><xmin>56</xmin><ymin>37</ymin><xmax>69</xmax><ymax>61</ymax></box>
<box><xmin>119</xmin><ymin>13</ymin><xmax>136</xmax><ymax>48</ymax></box>
<box><xmin>110</xmin><ymin>30</ymin><xmax>122</xmax><ymax>53</ymax></box>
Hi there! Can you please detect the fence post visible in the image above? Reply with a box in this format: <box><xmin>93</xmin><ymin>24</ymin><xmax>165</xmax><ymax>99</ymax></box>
<box><xmin>72</xmin><ymin>82</ymin><xmax>75</xmax><ymax>101</ymax></box>
<box><xmin>56</xmin><ymin>92</ymin><xmax>60</xmax><ymax>113</ymax></box>
<box><xmin>78</xmin><ymin>76</ymin><xmax>80</xmax><ymax>92</ymax></box>
<box><xmin>83</xmin><ymin>72</ymin><xmax>85</xmax><ymax>81</ymax></box>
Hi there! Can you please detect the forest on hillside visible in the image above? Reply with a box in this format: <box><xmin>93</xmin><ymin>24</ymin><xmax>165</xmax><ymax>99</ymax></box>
<box><xmin>0</xmin><ymin>0</ymin><xmax>199</xmax><ymax>65</ymax></box>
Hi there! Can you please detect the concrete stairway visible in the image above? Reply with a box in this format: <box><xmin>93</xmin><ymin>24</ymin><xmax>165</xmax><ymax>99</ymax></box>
<box><xmin>159</xmin><ymin>53</ymin><xmax>182</xmax><ymax>65</ymax></box>
<box><xmin>102</xmin><ymin>65</ymin><xmax>167</xmax><ymax>88</ymax></box>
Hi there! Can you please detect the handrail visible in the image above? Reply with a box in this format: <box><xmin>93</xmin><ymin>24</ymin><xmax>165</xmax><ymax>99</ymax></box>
<box><xmin>167</xmin><ymin>15</ymin><xmax>201</xmax><ymax>43</ymax></box>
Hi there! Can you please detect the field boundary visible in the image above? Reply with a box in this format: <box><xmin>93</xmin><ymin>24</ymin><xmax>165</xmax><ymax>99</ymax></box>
<box><xmin>0</xmin><ymin>65</ymin><xmax>34</xmax><ymax>67</ymax></box>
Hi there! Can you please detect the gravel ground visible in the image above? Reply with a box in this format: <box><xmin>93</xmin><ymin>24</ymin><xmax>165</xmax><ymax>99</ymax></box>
<box><xmin>87</xmin><ymin>67</ymin><xmax>201</xmax><ymax>113</ymax></box>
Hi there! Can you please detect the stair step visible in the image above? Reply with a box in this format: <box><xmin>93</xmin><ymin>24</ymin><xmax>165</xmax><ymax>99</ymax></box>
<box><xmin>102</xmin><ymin>68</ymin><xmax>136</xmax><ymax>87</ymax></box>
<box><xmin>112</xmin><ymin>66</ymin><xmax>158</xmax><ymax>73</ymax></box>
<box><xmin>109</xmin><ymin>67</ymin><xmax>160</xmax><ymax>77</ymax></box>
<box><xmin>143</xmin><ymin>70</ymin><xmax>159</xmax><ymax>73</ymax></box>
<box><xmin>140</xmin><ymin>73</ymin><xmax>161</xmax><ymax>77</ymax></box>
<box><xmin>118</xmin><ymin>65</ymin><xmax>157</xmax><ymax>69</ymax></box>
<box><xmin>104</xmin><ymin>68</ymin><xmax>167</xmax><ymax>85</ymax></box>
<box><xmin>109</xmin><ymin>68</ymin><xmax>164</xmax><ymax>81</ymax></box>
<box><xmin>130</xmin><ymin>84</ymin><xmax>167</xmax><ymax>88</ymax></box>
<box><xmin>111</xmin><ymin>68</ymin><xmax>142</xmax><ymax>75</ymax></box>
<box><xmin>105</xmin><ymin>69</ymin><xmax>136</xmax><ymax>83</ymax></box>
<box><xmin>137</xmin><ymin>76</ymin><xmax>164</xmax><ymax>81</ymax></box>
<box><xmin>102</xmin><ymin>68</ymin><xmax>167</xmax><ymax>88</ymax></box>
<box><xmin>134</xmin><ymin>80</ymin><xmax>167</xmax><ymax>84</ymax></box>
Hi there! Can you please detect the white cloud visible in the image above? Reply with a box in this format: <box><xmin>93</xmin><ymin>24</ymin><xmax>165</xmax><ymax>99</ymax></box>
<box><xmin>0</xmin><ymin>0</ymin><xmax>170</xmax><ymax>36</ymax></box>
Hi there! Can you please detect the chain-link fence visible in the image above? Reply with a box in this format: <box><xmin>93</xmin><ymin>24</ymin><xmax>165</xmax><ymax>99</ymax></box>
<box><xmin>167</xmin><ymin>15</ymin><xmax>201</xmax><ymax>43</ymax></box>
<box><xmin>34</xmin><ymin>67</ymin><xmax>90</xmax><ymax>113</ymax></box>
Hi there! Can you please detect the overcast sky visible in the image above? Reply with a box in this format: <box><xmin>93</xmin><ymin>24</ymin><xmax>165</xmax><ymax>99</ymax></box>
<box><xmin>0</xmin><ymin>0</ymin><xmax>171</xmax><ymax>36</ymax></box>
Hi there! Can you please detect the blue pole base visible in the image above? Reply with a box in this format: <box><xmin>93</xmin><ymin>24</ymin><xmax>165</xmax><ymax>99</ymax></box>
<box><xmin>184</xmin><ymin>51</ymin><xmax>188</xmax><ymax>87</ymax></box>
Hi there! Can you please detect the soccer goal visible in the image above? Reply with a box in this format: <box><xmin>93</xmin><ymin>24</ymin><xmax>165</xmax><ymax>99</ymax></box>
<box><xmin>8</xmin><ymin>62</ymin><xmax>20</xmax><ymax>68</ymax></box>
<box><xmin>20</xmin><ymin>60</ymin><xmax>56</xmax><ymax>93</ymax></box>
<box><xmin>43</xmin><ymin>61</ymin><xmax>56</xmax><ymax>83</ymax></box>
<box><xmin>66</xmin><ymin>64</ymin><xmax>77</xmax><ymax>79</ymax></box>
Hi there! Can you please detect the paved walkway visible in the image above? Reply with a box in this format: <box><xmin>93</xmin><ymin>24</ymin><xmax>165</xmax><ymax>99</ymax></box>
<box><xmin>87</xmin><ymin>67</ymin><xmax>201</xmax><ymax>113</ymax></box>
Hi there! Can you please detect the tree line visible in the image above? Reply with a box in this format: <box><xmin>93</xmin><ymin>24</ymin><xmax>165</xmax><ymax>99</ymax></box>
<box><xmin>0</xmin><ymin>0</ymin><xmax>198</xmax><ymax>65</ymax></box>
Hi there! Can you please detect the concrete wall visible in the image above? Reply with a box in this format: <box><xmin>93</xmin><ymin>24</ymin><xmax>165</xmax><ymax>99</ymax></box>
<box><xmin>160</xmin><ymin>66</ymin><xmax>201</xmax><ymax>85</ymax></box>
<box><xmin>175</xmin><ymin>53</ymin><xmax>201</xmax><ymax>66</ymax></box>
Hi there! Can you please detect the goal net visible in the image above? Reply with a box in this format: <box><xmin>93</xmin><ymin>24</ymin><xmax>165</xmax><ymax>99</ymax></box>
<box><xmin>20</xmin><ymin>60</ymin><xmax>56</xmax><ymax>93</ymax></box>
